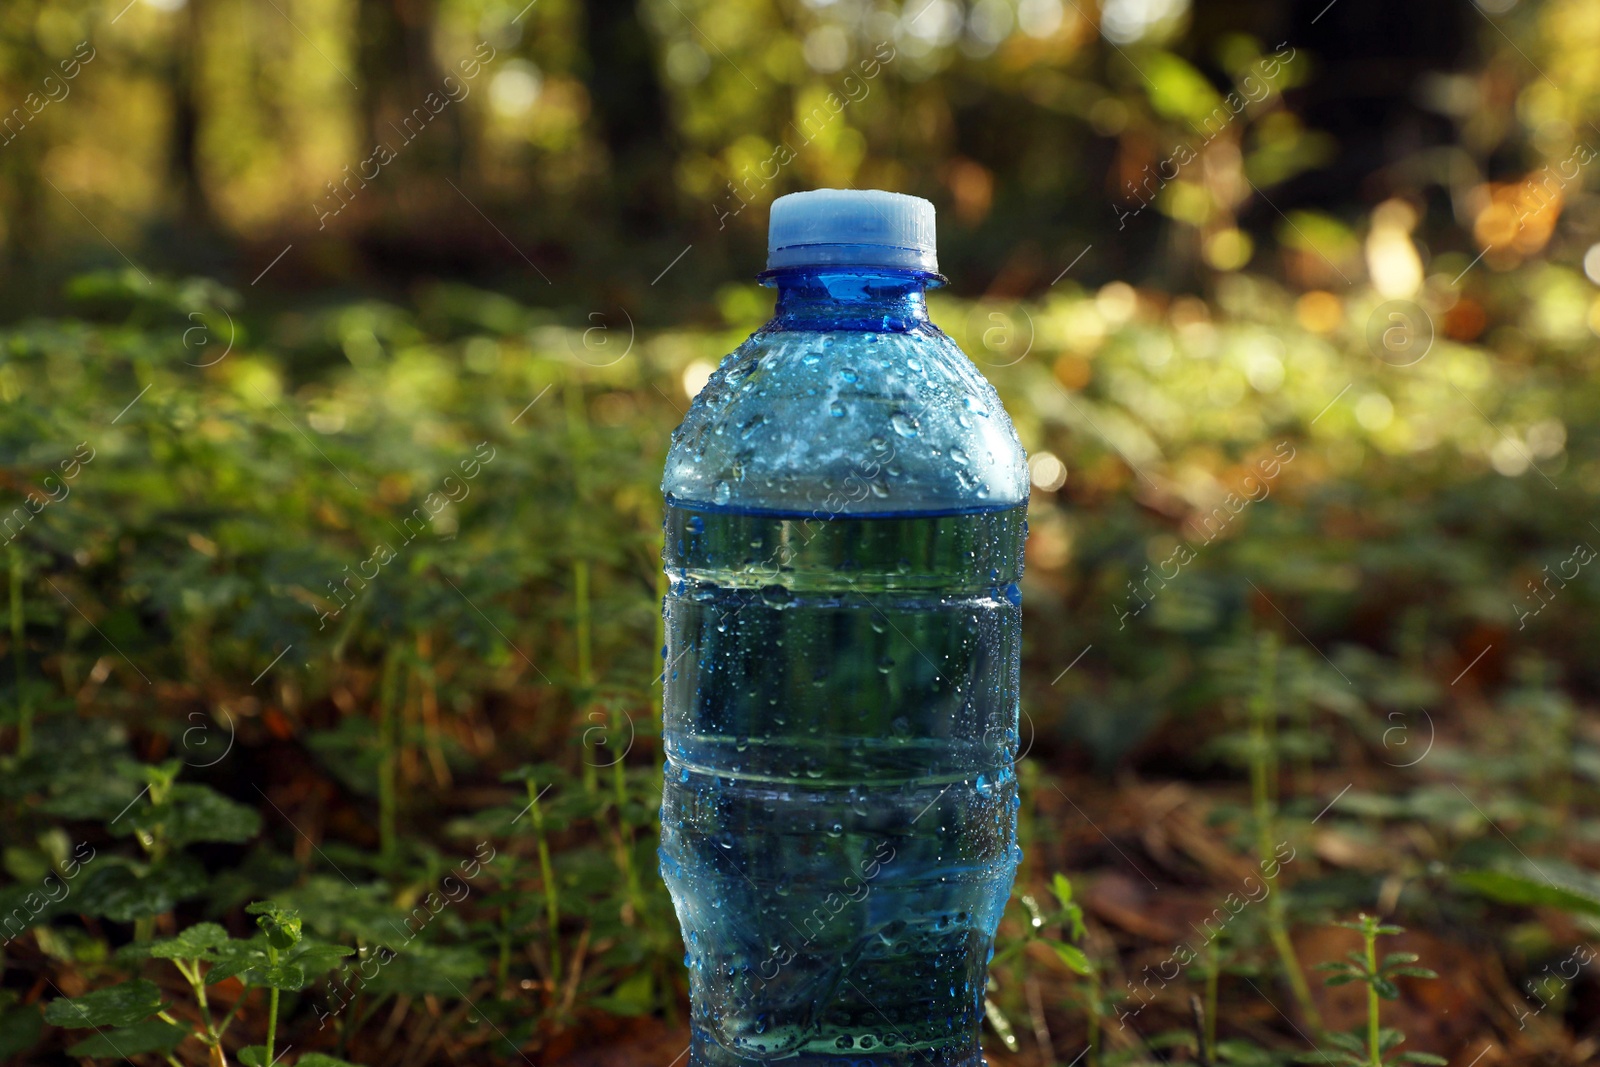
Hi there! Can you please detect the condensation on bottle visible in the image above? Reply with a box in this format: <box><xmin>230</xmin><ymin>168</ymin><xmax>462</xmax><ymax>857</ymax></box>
<box><xmin>660</xmin><ymin>189</ymin><xmax>1029</xmax><ymax>1066</ymax></box>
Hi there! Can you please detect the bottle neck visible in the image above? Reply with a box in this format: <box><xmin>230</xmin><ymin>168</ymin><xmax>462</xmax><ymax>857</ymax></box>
<box><xmin>765</xmin><ymin>267</ymin><xmax>936</xmax><ymax>332</ymax></box>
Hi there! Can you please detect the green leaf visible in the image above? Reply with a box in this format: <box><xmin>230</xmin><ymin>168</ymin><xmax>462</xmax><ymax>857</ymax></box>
<box><xmin>254</xmin><ymin>963</ymin><xmax>308</xmax><ymax>990</ymax></box>
<box><xmin>0</xmin><ymin>997</ymin><xmax>43</xmax><ymax>1060</ymax></box>
<box><xmin>353</xmin><ymin>943</ymin><xmax>486</xmax><ymax>997</ymax></box>
<box><xmin>65</xmin><ymin>1019</ymin><xmax>188</xmax><ymax>1058</ymax></box>
<box><xmin>138</xmin><ymin>759</ymin><xmax>183</xmax><ymax>791</ymax></box>
<box><xmin>36</xmin><ymin>766</ymin><xmax>146</xmax><ymax>822</ymax></box>
<box><xmin>1380</xmin><ymin>952</ymin><xmax>1420</xmax><ymax>967</ymax></box>
<box><xmin>1455</xmin><ymin>867</ymin><xmax>1600</xmax><ymax>917</ymax></box>
<box><xmin>1143</xmin><ymin>51</ymin><xmax>1225</xmax><ymax>125</ymax></box>
<box><xmin>1051</xmin><ymin>872</ymin><xmax>1075</xmax><ymax>910</ymax></box>
<box><xmin>148</xmin><ymin>922</ymin><xmax>230</xmax><ymax>960</ymax></box>
<box><xmin>205</xmin><ymin>933</ymin><xmax>320</xmax><ymax>990</ymax></box>
<box><xmin>272</xmin><ymin>877</ymin><xmax>405</xmax><ymax>944</ymax></box>
<box><xmin>239</xmin><ymin>1044</ymin><xmax>268</xmax><ymax>1067</ymax></box>
<box><xmin>1218</xmin><ymin>1039</ymin><xmax>1283</xmax><ymax>1065</ymax></box>
<box><xmin>74</xmin><ymin>858</ymin><xmax>204</xmax><ymax>922</ymax></box>
<box><xmin>300</xmin><ymin>1055</ymin><xmax>363</xmax><ymax>1067</ymax></box>
<box><xmin>588</xmin><ymin>970</ymin><xmax>654</xmax><ymax>1017</ymax></box>
<box><xmin>1049</xmin><ymin>941</ymin><xmax>1093</xmax><ymax>976</ymax></box>
<box><xmin>1322</xmin><ymin>974</ymin><xmax>1359</xmax><ymax>986</ymax></box>
<box><xmin>286</xmin><ymin>939</ymin><xmax>355</xmax><ymax>978</ymax></box>
<box><xmin>247</xmin><ymin>900</ymin><xmax>304</xmax><ymax>949</ymax></box>
<box><xmin>122</xmin><ymin>784</ymin><xmax>262</xmax><ymax>849</ymax></box>
<box><xmin>1390</xmin><ymin>967</ymin><xmax>1438</xmax><ymax>980</ymax></box>
<box><xmin>43</xmin><ymin>979</ymin><xmax>164</xmax><ymax>1028</ymax></box>
<box><xmin>1326</xmin><ymin>1031</ymin><xmax>1365</xmax><ymax>1054</ymax></box>
<box><xmin>205</xmin><ymin>938</ymin><xmax>270</xmax><ymax>985</ymax></box>
<box><xmin>1372</xmin><ymin>976</ymin><xmax>1400</xmax><ymax>999</ymax></box>
<box><xmin>1395</xmin><ymin>1054</ymin><xmax>1449</xmax><ymax>1066</ymax></box>
<box><xmin>1378</xmin><ymin>1028</ymin><xmax>1403</xmax><ymax>1052</ymax></box>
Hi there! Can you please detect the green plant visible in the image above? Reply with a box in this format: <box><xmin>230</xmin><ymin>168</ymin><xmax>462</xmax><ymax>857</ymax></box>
<box><xmin>1299</xmin><ymin>915</ymin><xmax>1445</xmax><ymax>1067</ymax></box>
<box><xmin>1246</xmin><ymin>634</ymin><xmax>1321</xmax><ymax>1032</ymax></box>
<box><xmin>42</xmin><ymin>903</ymin><xmax>352</xmax><ymax>1067</ymax></box>
<box><xmin>991</xmin><ymin>873</ymin><xmax>1109</xmax><ymax>1066</ymax></box>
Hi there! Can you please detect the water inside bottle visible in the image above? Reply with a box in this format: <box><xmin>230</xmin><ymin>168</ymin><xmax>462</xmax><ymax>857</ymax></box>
<box><xmin>660</xmin><ymin>500</ymin><xmax>1025</xmax><ymax>1063</ymax></box>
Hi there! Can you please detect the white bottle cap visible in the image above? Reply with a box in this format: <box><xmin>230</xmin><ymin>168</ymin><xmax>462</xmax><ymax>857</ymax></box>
<box><xmin>766</xmin><ymin>189</ymin><xmax>938</xmax><ymax>272</ymax></box>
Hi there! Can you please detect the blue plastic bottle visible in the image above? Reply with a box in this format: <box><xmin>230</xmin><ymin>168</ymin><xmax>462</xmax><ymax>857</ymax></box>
<box><xmin>660</xmin><ymin>189</ymin><xmax>1028</xmax><ymax>1065</ymax></box>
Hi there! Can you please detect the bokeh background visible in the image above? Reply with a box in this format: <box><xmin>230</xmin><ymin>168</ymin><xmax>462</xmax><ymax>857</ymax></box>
<box><xmin>4</xmin><ymin>0</ymin><xmax>1600</xmax><ymax>1064</ymax></box>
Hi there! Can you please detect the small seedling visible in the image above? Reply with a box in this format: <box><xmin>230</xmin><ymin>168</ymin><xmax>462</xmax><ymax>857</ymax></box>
<box><xmin>991</xmin><ymin>873</ymin><xmax>1108</xmax><ymax>1066</ymax></box>
<box><xmin>1299</xmin><ymin>914</ymin><xmax>1446</xmax><ymax>1067</ymax></box>
<box><xmin>42</xmin><ymin>903</ymin><xmax>352</xmax><ymax>1067</ymax></box>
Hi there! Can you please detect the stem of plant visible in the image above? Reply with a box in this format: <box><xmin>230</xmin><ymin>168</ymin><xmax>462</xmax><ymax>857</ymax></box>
<box><xmin>497</xmin><ymin>898</ymin><xmax>513</xmax><ymax>998</ymax></box>
<box><xmin>9</xmin><ymin>548</ymin><xmax>28</xmax><ymax>757</ymax></box>
<box><xmin>574</xmin><ymin>559</ymin><xmax>598</xmax><ymax>797</ymax></box>
<box><xmin>1552</xmin><ymin>692</ymin><xmax>1573</xmax><ymax>828</ymax></box>
<box><xmin>265</xmin><ymin>944</ymin><xmax>281</xmax><ymax>1066</ymax></box>
<box><xmin>378</xmin><ymin>649</ymin><xmax>401</xmax><ymax>869</ymax></box>
<box><xmin>1087</xmin><ymin>966</ymin><xmax>1102</xmax><ymax>1067</ymax></box>
<box><xmin>1190</xmin><ymin>994</ymin><xmax>1211</xmax><ymax>1067</ymax></box>
<box><xmin>215</xmin><ymin>993</ymin><xmax>246</xmax><ymax>1037</ymax></box>
<box><xmin>610</xmin><ymin>705</ymin><xmax>643</xmax><ymax>925</ymax></box>
<box><xmin>1365</xmin><ymin>923</ymin><xmax>1381</xmax><ymax>1067</ymax></box>
<box><xmin>1203</xmin><ymin>936</ymin><xmax>1218</xmax><ymax>1061</ymax></box>
<box><xmin>176</xmin><ymin>959</ymin><xmax>217</xmax><ymax>1041</ymax></box>
<box><xmin>1250</xmin><ymin>633</ymin><xmax>1321</xmax><ymax>1030</ymax></box>
<box><xmin>527</xmin><ymin>776</ymin><xmax>561</xmax><ymax>987</ymax></box>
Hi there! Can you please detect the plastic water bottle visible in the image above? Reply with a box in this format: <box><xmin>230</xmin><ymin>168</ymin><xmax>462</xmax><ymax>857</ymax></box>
<box><xmin>660</xmin><ymin>189</ymin><xmax>1028</xmax><ymax>1065</ymax></box>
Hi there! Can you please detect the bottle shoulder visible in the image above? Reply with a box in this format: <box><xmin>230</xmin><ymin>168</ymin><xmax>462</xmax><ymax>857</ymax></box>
<box><xmin>663</xmin><ymin>321</ymin><xmax>1030</xmax><ymax>514</ymax></box>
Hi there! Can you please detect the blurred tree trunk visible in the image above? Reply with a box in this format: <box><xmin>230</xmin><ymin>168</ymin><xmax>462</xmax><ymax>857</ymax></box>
<box><xmin>357</xmin><ymin>0</ymin><xmax>463</xmax><ymax>181</ymax></box>
<box><xmin>0</xmin><ymin>4</ymin><xmax>48</xmax><ymax>285</ymax></box>
<box><xmin>580</xmin><ymin>0</ymin><xmax>674</xmax><ymax>232</ymax></box>
<box><xmin>168</xmin><ymin>0</ymin><xmax>216</xmax><ymax>235</ymax></box>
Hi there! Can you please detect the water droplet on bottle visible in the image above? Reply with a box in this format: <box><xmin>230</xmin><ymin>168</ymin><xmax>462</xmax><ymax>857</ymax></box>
<box><xmin>840</xmin><ymin>366</ymin><xmax>858</xmax><ymax>383</ymax></box>
<box><xmin>713</xmin><ymin>481</ymin><xmax>732</xmax><ymax>505</ymax></box>
<box><xmin>829</xmin><ymin>400</ymin><xmax>846</xmax><ymax>417</ymax></box>
<box><xmin>890</xmin><ymin>412</ymin><xmax>919</xmax><ymax>437</ymax></box>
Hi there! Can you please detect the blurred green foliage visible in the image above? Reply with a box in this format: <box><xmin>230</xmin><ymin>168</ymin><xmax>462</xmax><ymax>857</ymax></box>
<box><xmin>4</xmin><ymin>0</ymin><xmax>1600</xmax><ymax>1061</ymax></box>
